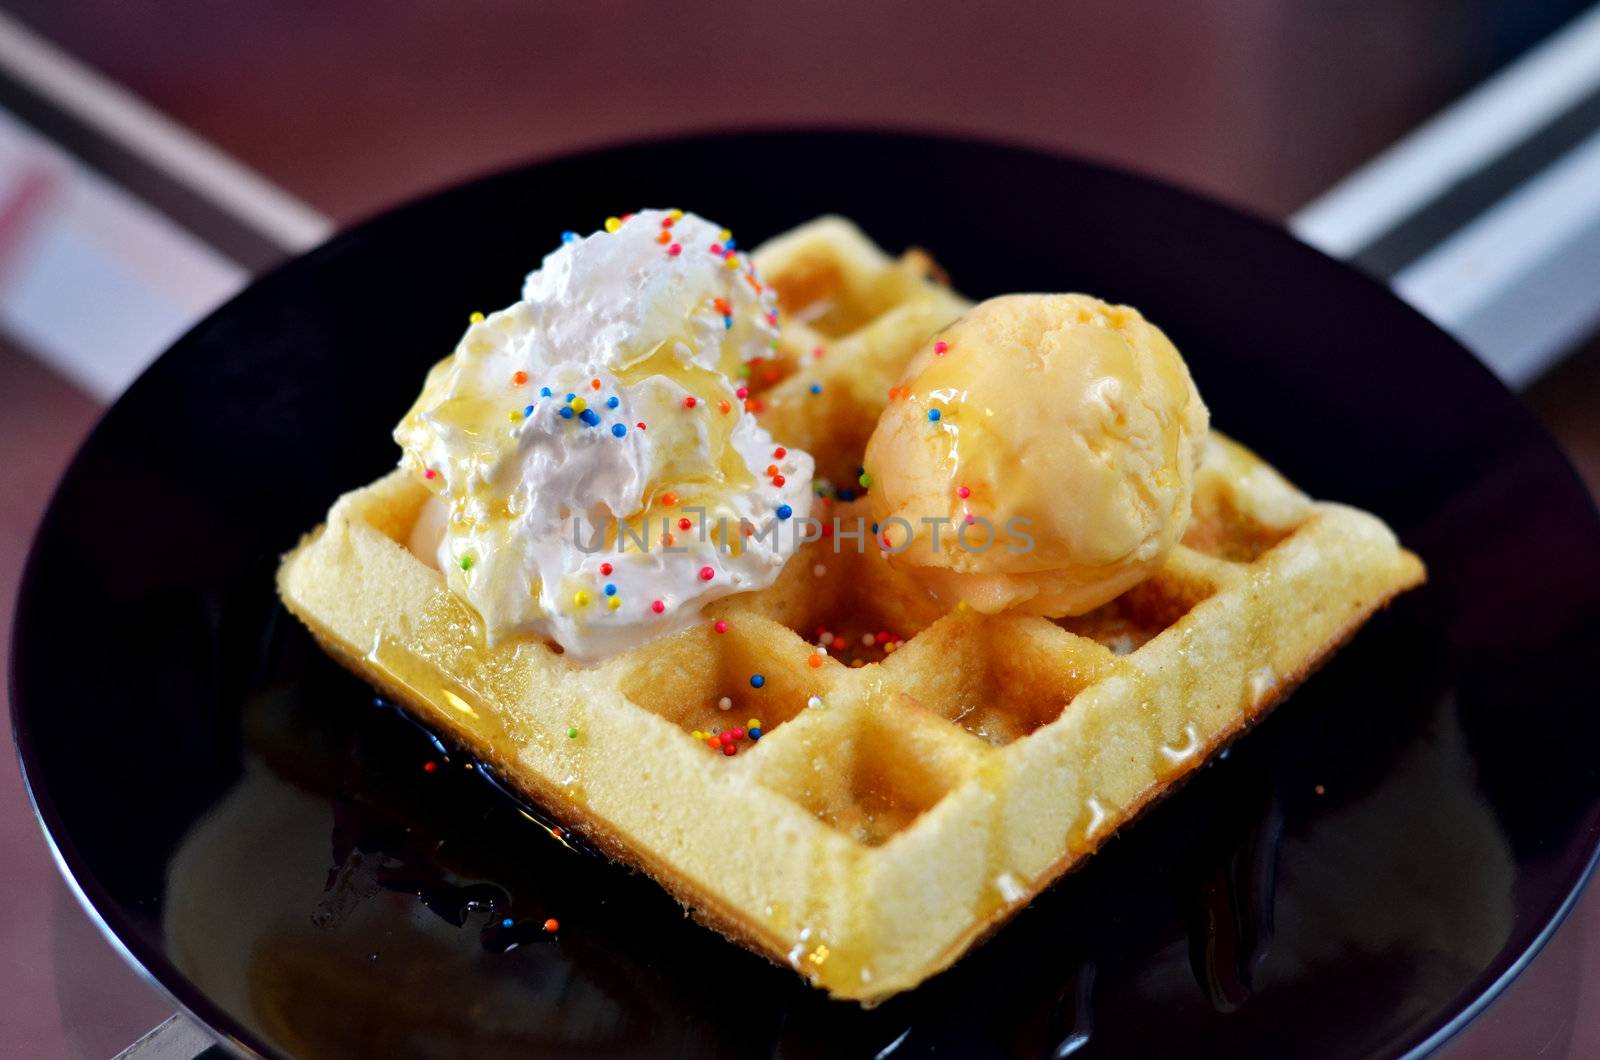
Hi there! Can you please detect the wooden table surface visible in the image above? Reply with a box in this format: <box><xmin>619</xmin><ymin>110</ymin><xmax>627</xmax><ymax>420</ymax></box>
<box><xmin>1</xmin><ymin>2</ymin><xmax>1596</xmax><ymax>1055</ymax></box>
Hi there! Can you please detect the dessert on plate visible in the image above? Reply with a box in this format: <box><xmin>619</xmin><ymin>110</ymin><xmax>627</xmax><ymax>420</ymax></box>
<box><xmin>278</xmin><ymin>209</ymin><xmax>1424</xmax><ymax>1003</ymax></box>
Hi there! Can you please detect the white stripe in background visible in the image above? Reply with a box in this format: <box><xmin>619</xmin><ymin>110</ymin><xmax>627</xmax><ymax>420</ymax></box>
<box><xmin>0</xmin><ymin>11</ymin><xmax>333</xmax><ymax>398</ymax></box>
<box><xmin>1291</xmin><ymin>3</ymin><xmax>1600</xmax><ymax>259</ymax></box>
<box><xmin>0</xmin><ymin>108</ymin><xmax>247</xmax><ymax>399</ymax></box>
<box><xmin>0</xmin><ymin>9</ymin><xmax>330</xmax><ymax>252</ymax></box>
<box><xmin>1394</xmin><ymin>126</ymin><xmax>1600</xmax><ymax>385</ymax></box>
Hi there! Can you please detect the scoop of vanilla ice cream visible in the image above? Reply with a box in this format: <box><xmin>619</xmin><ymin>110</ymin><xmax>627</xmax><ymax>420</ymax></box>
<box><xmin>864</xmin><ymin>293</ymin><xmax>1207</xmax><ymax>616</ymax></box>
<box><xmin>395</xmin><ymin>209</ymin><xmax>813</xmax><ymax>661</ymax></box>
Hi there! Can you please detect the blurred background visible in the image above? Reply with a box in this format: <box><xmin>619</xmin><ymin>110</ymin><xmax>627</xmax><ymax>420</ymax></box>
<box><xmin>2</xmin><ymin>3</ymin><xmax>1597</xmax><ymax>1056</ymax></box>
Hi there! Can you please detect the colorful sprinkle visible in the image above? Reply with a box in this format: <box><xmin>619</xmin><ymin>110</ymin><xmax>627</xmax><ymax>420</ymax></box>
<box><xmin>423</xmin><ymin>468</ymin><xmax>436</xmax><ymax>479</ymax></box>
<box><xmin>567</xmin><ymin>726</ymin><xmax>579</xmax><ymax>739</ymax></box>
<box><xmin>606</xmin><ymin>395</ymin><xmax>620</xmax><ymax>409</ymax></box>
<box><xmin>501</xmin><ymin>917</ymin><xmax>513</xmax><ymax>928</ymax></box>
<box><xmin>603</xmin><ymin>583</ymin><xmax>617</xmax><ymax>596</ymax></box>
<box><xmin>718</xmin><ymin>399</ymin><xmax>732</xmax><ymax>414</ymax></box>
<box><xmin>714</xmin><ymin>620</ymin><xmax>729</xmax><ymax>634</ymax></box>
<box><xmin>749</xmin><ymin>727</ymin><xmax>763</xmax><ymax>741</ymax></box>
<box><xmin>607</xmin><ymin>597</ymin><xmax>621</xmax><ymax>611</ymax></box>
<box><xmin>423</xmin><ymin>761</ymin><xmax>438</xmax><ymax>773</ymax></box>
<box><xmin>683</xmin><ymin>396</ymin><xmax>697</xmax><ymax>409</ymax></box>
<box><xmin>559</xmin><ymin>406</ymin><xmax>575</xmax><ymax>419</ymax></box>
<box><xmin>808</xmin><ymin>653</ymin><xmax>823</xmax><ymax>668</ymax></box>
<box><xmin>699</xmin><ymin>566</ymin><xmax>715</xmax><ymax>581</ymax></box>
<box><xmin>599</xmin><ymin>562</ymin><xmax>613</xmax><ymax>575</ymax></box>
<box><xmin>651</xmin><ymin>599</ymin><xmax>666</xmax><ymax>614</ymax></box>
<box><xmin>540</xmin><ymin>386</ymin><xmax>553</xmax><ymax>397</ymax></box>
<box><xmin>580</xmin><ymin>408</ymin><xmax>601</xmax><ymax>426</ymax></box>
<box><xmin>543</xmin><ymin>918</ymin><xmax>559</xmax><ymax>933</ymax></box>
<box><xmin>774</xmin><ymin>447</ymin><xmax>787</xmax><ymax>459</ymax></box>
<box><xmin>809</xmin><ymin>383</ymin><xmax>823</xmax><ymax>395</ymax></box>
<box><xmin>571</xmin><ymin>397</ymin><xmax>587</xmax><ymax>413</ymax></box>
<box><xmin>750</xmin><ymin>674</ymin><xmax>766</xmax><ymax>688</ymax></box>
<box><xmin>858</xmin><ymin>471</ymin><xmax>874</xmax><ymax>489</ymax></box>
<box><xmin>928</xmin><ymin>408</ymin><xmax>942</xmax><ymax>422</ymax></box>
<box><xmin>524</xmin><ymin>405</ymin><xmax>535</xmax><ymax>417</ymax></box>
<box><xmin>934</xmin><ymin>340</ymin><xmax>949</xmax><ymax>355</ymax></box>
<box><xmin>722</xmin><ymin>743</ymin><xmax>737</xmax><ymax>757</ymax></box>
<box><xmin>661</xmin><ymin>491</ymin><xmax>679</xmax><ymax>507</ymax></box>
<box><xmin>957</xmin><ymin>485</ymin><xmax>971</xmax><ymax>499</ymax></box>
<box><xmin>573</xmin><ymin>591</ymin><xmax>590</xmax><ymax>607</ymax></box>
<box><xmin>513</xmin><ymin>370</ymin><xmax>528</xmax><ymax>385</ymax></box>
<box><xmin>667</xmin><ymin>243</ymin><xmax>682</xmax><ymax>256</ymax></box>
<box><xmin>775</xmin><ymin>504</ymin><xmax>793</xmax><ymax>520</ymax></box>
<box><xmin>611</xmin><ymin>423</ymin><xmax>627</xmax><ymax>438</ymax></box>
<box><xmin>772</xmin><ymin>475</ymin><xmax>785</xmax><ymax>487</ymax></box>
<box><xmin>460</xmin><ymin>555</ymin><xmax>474</xmax><ymax>571</ymax></box>
<box><xmin>561</xmin><ymin>231</ymin><xmax>577</xmax><ymax>243</ymax></box>
<box><xmin>604</xmin><ymin>217</ymin><xmax>621</xmax><ymax>233</ymax></box>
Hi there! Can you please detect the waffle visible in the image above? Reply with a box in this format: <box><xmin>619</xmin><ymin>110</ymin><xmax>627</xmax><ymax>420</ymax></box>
<box><xmin>277</xmin><ymin>216</ymin><xmax>1425</xmax><ymax>1003</ymax></box>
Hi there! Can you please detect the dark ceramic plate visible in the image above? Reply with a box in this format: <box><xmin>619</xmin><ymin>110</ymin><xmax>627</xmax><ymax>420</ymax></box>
<box><xmin>12</xmin><ymin>131</ymin><xmax>1600</xmax><ymax>1059</ymax></box>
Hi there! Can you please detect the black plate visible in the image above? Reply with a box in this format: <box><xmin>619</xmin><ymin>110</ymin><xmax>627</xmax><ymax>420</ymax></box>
<box><xmin>12</xmin><ymin>131</ymin><xmax>1600</xmax><ymax>1059</ymax></box>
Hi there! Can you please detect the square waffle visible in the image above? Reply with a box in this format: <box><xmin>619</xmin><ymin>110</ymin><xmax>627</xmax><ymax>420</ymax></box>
<box><xmin>278</xmin><ymin>216</ymin><xmax>1424</xmax><ymax>1003</ymax></box>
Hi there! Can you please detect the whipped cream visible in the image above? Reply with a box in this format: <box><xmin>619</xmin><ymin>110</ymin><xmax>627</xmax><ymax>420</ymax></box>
<box><xmin>396</xmin><ymin>210</ymin><xmax>814</xmax><ymax>662</ymax></box>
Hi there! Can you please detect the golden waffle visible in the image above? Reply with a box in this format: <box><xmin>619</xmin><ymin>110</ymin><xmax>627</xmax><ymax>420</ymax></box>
<box><xmin>277</xmin><ymin>216</ymin><xmax>1424</xmax><ymax>1003</ymax></box>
